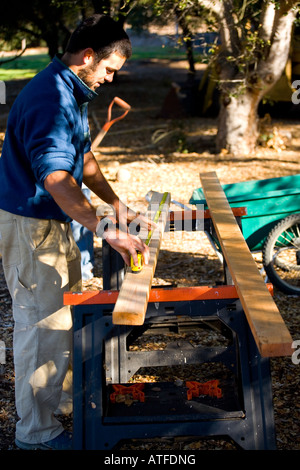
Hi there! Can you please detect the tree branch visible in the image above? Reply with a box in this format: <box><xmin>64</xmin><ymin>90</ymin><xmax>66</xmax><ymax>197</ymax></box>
<box><xmin>197</xmin><ymin>0</ymin><xmax>223</xmax><ymax>17</ymax></box>
<box><xmin>259</xmin><ymin>1</ymin><xmax>276</xmax><ymax>42</ymax></box>
<box><xmin>198</xmin><ymin>0</ymin><xmax>240</xmax><ymax>54</ymax></box>
<box><xmin>0</xmin><ymin>40</ymin><xmax>26</xmax><ymax>66</ymax></box>
<box><xmin>258</xmin><ymin>3</ymin><xmax>298</xmax><ymax>83</ymax></box>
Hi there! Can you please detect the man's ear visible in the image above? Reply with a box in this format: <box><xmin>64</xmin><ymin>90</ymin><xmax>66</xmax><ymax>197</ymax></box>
<box><xmin>82</xmin><ymin>48</ymin><xmax>95</xmax><ymax>65</ymax></box>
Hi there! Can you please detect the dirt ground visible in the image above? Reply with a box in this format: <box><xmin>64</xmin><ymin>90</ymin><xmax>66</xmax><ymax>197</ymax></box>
<box><xmin>0</xmin><ymin>57</ymin><xmax>299</xmax><ymax>451</ymax></box>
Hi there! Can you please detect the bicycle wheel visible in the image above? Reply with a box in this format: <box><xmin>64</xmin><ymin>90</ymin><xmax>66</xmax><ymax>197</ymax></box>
<box><xmin>263</xmin><ymin>213</ymin><xmax>300</xmax><ymax>295</ymax></box>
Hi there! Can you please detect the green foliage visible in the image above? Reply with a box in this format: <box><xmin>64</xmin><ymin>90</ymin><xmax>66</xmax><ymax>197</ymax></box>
<box><xmin>0</xmin><ymin>0</ymin><xmax>116</xmax><ymax>57</ymax></box>
<box><xmin>1</xmin><ymin>0</ymin><xmax>299</xmax><ymax>82</ymax></box>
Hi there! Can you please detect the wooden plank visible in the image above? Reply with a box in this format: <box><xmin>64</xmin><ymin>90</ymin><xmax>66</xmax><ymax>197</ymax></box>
<box><xmin>200</xmin><ymin>171</ymin><xmax>293</xmax><ymax>358</ymax></box>
<box><xmin>112</xmin><ymin>191</ymin><xmax>171</xmax><ymax>325</ymax></box>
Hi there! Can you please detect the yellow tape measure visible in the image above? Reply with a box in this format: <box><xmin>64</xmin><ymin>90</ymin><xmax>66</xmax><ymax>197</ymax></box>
<box><xmin>131</xmin><ymin>192</ymin><xmax>168</xmax><ymax>273</ymax></box>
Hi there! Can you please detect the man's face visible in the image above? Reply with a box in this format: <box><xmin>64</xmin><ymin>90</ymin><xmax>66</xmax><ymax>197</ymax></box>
<box><xmin>78</xmin><ymin>51</ymin><xmax>126</xmax><ymax>91</ymax></box>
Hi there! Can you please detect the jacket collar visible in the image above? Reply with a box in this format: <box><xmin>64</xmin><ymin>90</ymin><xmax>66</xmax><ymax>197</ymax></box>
<box><xmin>53</xmin><ymin>55</ymin><xmax>98</xmax><ymax>106</ymax></box>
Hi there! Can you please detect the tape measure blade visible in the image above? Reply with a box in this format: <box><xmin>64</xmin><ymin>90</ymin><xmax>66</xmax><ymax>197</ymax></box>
<box><xmin>131</xmin><ymin>191</ymin><xmax>169</xmax><ymax>272</ymax></box>
<box><xmin>145</xmin><ymin>191</ymin><xmax>169</xmax><ymax>246</ymax></box>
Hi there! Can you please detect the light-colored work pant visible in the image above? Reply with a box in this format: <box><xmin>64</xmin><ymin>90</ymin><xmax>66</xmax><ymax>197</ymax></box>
<box><xmin>0</xmin><ymin>209</ymin><xmax>81</xmax><ymax>444</ymax></box>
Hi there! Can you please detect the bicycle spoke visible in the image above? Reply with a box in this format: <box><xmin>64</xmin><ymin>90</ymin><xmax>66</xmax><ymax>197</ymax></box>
<box><xmin>263</xmin><ymin>215</ymin><xmax>300</xmax><ymax>295</ymax></box>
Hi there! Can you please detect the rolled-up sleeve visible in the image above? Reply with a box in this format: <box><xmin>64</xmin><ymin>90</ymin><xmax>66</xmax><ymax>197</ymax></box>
<box><xmin>22</xmin><ymin>100</ymin><xmax>79</xmax><ymax>186</ymax></box>
<box><xmin>32</xmin><ymin>151</ymin><xmax>76</xmax><ymax>184</ymax></box>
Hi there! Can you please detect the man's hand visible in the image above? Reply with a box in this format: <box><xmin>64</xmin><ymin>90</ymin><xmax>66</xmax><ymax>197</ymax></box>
<box><xmin>109</xmin><ymin>203</ymin><xmax>156</xmax><ymax>267</ymax></box>
<box><xmin>116</xmin><ymin>201</ymin><xmax>157</xmax><ymax>234</ymax></box>
<box><xmin>102</xmin><ymin>225</ymin><xmax>150</xmax><ymax>267</ymax></box>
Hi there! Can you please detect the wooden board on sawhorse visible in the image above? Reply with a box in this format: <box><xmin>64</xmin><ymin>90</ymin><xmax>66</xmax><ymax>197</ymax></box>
<box><xmin>200</xmin><ymin>171</ymin><xmax>293</xmax><ymax>358</ymax></box>
<box><xmin>112</xmin><ymin>191</ymin><xmax>171</xmax><ymax>326</ymax></box>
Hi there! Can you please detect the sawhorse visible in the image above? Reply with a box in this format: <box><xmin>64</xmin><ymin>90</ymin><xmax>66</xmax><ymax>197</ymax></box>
<box><xmin>66</xmin><ymin>285</ymin><xmax>276</xmax><ymax>450</ymax></box>
<box><xmin>65</xmin><ymin>173</ymin><xmax>293</xmax><ymax>450</ymax></box>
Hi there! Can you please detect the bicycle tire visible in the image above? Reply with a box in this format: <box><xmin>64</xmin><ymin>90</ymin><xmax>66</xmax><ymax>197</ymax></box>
<box><xmin>263</xmin><ymin>213</ymin><xmax>300</xmax><ymax>295</ymax></box>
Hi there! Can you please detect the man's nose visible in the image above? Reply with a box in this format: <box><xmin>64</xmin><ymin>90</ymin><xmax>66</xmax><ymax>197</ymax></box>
<box><xmin>105</xmin><ymin>73</ymin><xmax>114</xmax><ymax>82</ymax></box>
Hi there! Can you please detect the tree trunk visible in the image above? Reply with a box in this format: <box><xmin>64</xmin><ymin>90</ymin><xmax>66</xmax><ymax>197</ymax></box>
<box><xmin>198</xmin><ymin>0</ymin><xmax>298</xmax><ymax>157</ymax></box>
<box><xmin>44</xmin><ymin>33</ymin><xmax>59</xmax><ymax>59</ymax></box>
<box><xmin>216</xmin><ymin>87</ymin><xmax>261</xmax><ymax>155</ymax></box>
<box><xmin>175</xmin><ymin>7</ymin><xmax>195</xmax><ymax>74</ymax></box>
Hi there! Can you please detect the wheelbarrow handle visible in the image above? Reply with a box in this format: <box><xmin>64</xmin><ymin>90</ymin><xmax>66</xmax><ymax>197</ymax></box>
<box><xmin>105</xmin><ymin>96</ymin><xmax>131</xmax><ymax>129</ymax></box>
<box><xmin>110</xmin><ymin>96</ymin><xmax>131</xmax><ymax>112</ymax></box>
<box><xmin>91</xmin><ymin>96</ymin><xmax>131</xmax><ymax>150</ymax></box>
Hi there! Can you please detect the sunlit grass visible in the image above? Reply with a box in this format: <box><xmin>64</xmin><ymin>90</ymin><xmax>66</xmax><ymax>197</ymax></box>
<box><xmin>0</xmin><ymin>47</ymin><xmax>196</xmax><ymax>81</ymax></box>
<box><xmin>0</xmin><ymin>68</ymin><xmax>43</xmax><ymax>80</ymax></box>
<box><xmin>0</xmin><ymin>54</ymin><xmax>51</xmax><ymax>81</ymax></box>
<box><xmin>131</xmin><ymin>45</ymin><xmax>187</xmax><ymax>60</ymax></box>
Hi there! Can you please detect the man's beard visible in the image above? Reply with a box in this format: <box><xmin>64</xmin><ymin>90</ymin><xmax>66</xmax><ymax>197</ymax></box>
<box><xmin>78</xmin><ymin>63</ymin><xmax>97</xmax><ymax>89</ymax></box>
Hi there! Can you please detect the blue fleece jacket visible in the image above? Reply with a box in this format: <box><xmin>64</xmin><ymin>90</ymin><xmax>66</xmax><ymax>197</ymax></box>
<box><xmin>0</xmin><ymin>56</ymin><xmax>98</xmax><ymax>221</ymax></box>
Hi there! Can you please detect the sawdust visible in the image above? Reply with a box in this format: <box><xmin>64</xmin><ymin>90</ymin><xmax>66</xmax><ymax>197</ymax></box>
<box><xmin>0</xmin><ymin>58</ymin><xmax>299</xmax><ymax>450</ymax></box>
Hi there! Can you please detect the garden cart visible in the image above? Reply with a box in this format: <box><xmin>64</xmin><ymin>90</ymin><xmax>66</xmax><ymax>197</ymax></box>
<box><xmin>190</xmin><ymin>173</ymin><xmax>300</xmax><ymax>295</ymax></box>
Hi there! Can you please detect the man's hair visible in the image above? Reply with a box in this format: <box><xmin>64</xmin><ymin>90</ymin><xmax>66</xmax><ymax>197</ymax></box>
<box><xmin>65</xmin><ymin>14</ymin><xmax>132</xmax><ymax>61</ymax></box>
